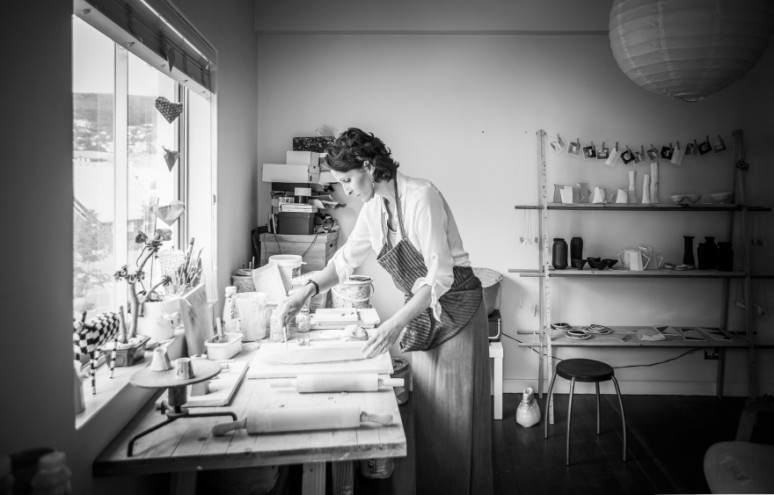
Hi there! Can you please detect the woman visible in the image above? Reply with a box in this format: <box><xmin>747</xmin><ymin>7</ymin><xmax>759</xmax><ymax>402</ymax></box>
<box><xmin>275</xmin><ymin>127</ymin><xmax>492</xmax><ymax>494</ymax></box>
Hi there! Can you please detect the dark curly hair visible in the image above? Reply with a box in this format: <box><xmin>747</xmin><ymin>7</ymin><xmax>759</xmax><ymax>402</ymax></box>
<box><xmin>325</xmin><ymin>128</ymin><xmax>399</xmax><ymax>182</ymax></box>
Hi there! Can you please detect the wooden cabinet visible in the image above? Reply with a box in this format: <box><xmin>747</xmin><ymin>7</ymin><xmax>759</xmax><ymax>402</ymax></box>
<box><xmin>259</xmin><ymin>232</ymin><xmax>339</xmax><ymax>273</ymax></box>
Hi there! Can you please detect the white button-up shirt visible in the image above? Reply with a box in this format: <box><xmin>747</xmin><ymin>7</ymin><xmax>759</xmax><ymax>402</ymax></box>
<box><xmin>330</xmin><ymin>172</ymin><xmax>471</xmax><ymax>322</ymax></box>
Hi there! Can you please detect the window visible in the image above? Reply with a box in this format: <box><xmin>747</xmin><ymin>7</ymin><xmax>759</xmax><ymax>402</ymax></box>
<box><xmin>73</xmin><ymin>16</ymin><xmax>215</xmax><ymax>319</ymax></box>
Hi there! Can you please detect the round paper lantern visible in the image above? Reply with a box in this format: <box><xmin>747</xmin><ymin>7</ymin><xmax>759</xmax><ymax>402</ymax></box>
<box><xmin>609</xmin><ymin>0</ymin><xmax>774</xmax><ymax>102</ymax></box>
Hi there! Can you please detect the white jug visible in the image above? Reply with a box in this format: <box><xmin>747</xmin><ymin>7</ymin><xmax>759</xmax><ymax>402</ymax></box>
<box><xmin>618</xmin><ymin>249</ymin><xmax>650</xmax><ymax>271</ymax></box>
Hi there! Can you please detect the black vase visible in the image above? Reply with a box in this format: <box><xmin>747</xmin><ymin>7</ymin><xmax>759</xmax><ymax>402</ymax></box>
<box><xmin>697</xmin><ymin>241</ymin><xmax>708</xmax><ymax>269</ymax></box>
<box><xmin>718</xmin><ymin>242</ymin><xmax>733</xmax><ymax>271</ymax></box>
<box><xmin>570</xmin><ymin>237</ymin><xmax>583</xmax><ymax>263</ymax></box>
<box><xmin>552</xmin><ymin>238</ymin><xmax>568</xmax><ymax>270</ymax></box>
<box><xmin>704</xmin><ymin>236</ymin><xmax>718</xmax><ymax>270</ymax></box>
<box><xmin>683</xmin><ymin>236</ymin><xmax>695</xmax><ymax>267</ymax></box>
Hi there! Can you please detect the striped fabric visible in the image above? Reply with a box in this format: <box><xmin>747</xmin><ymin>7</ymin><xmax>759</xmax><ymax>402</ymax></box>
<box><xmin>375</xmin><ymin>178</ymin><xmax>482</xmax><ymax>352</ymax></box>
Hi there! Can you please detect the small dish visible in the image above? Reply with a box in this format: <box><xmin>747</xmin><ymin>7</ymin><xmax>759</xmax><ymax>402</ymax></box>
<box><xmin>204</xmin><ymin>332</ymin><xmax>243</xmax><ymax>360</ymax></box>
<box><xmin>709</xmin><ymin>192</ymin><xmax>732</xmax><ymax>204</ymax></box>
<box><xmin>587</xmin><ymin>258</ymin><xmax>607</xmax><ymax>270</ymax></box>
<box><xmin>551</xmin><ymin>322</ymin><xmax>572</xmax><ymax>330</ymax></box>
<box><xmin>670</xmin><ymin>194</ymin><xmax>686</xmax><ymax>205</ymax></box>
<box><xmin>684</xmin><ymin>193</ymin><xmax>701</xmax><ymax>204</ymax></box>
<box><xmin>603</xmin><ymin>258</ymin><xmax>618</xmax><ymax>268</ymax></box>
<box><xmin>571</xmin><ymin>258</ymin><xmax>587</xmax><ymax>270</ymax></box>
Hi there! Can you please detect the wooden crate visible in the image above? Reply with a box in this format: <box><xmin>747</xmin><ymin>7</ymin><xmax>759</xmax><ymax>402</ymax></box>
<box><xmin>259</xmin><ymin>232</ymin><xmax>338</xmax><ymax>273</ymax></box>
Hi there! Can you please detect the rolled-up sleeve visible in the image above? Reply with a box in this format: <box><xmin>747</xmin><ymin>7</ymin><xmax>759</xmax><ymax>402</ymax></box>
<box><xmin>330</xmin><ymin>207</ymin><xmax>374</xmax><ymax>283</ymax></box>
<box><xmin>409</xmin><ymin>186</ymin><xmax>454</xmax><ymax>322</ymax></box>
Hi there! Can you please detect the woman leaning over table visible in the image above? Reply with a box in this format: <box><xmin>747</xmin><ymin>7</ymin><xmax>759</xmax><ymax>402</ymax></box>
<box><xmin>275</xmin><ymin>127</ymin><xmax>492</xmax><ymax>494</ymax></box>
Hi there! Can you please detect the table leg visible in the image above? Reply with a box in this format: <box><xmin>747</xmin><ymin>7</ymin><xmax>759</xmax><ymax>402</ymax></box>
<box><xmin>302</xmin><ymin>462</ymin><xmax>326</xmax><ymax>495</ymax></box>
<box><xmin>489</xmin><ymin>342</ymin><xmax>504</xmax><ymax>420</ymax></box>
<box><xmin>170</xmin><ymin>471</ymin><xmax>197</xmax><ymax>495</ymax></box>
<box><xmin>331</xmin><ymin>461</ymin><xmax>354</xmax><ymax>495</ymax></box>
<box><xmin>716</xmin><ymin>347</ymin><xmax>726</xmax><ymax>399</ymax></box>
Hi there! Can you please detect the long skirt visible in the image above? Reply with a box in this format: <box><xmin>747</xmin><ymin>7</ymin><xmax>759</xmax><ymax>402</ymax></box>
<box><xmin>411</xmin><ymin>300</ymin><xmax>493</xmax><ymax>495</ymax></box>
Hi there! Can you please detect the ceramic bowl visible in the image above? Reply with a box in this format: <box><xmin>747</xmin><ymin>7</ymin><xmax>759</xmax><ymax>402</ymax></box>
<box><xmin>603</xmin><ymin>258</ymin><xmax>618</xmax><ymax>268</ymax></box>
<box><xmin>709</xmin><ymin>192</ymin><xmax>732</xmax><ymax>204</ymax></box>
<box><xmin>587</xmin><ymin>258</ymin><xmax>607</xmax><ymax>270</ymax></box>
<box><xmin>684</xmin><ymin>193</ymin><xmax>701</xmax><ymax>204</ymax></box>
<box><xmin>670</xmin><ymin>194</ymin><xmax>686</xmax><ymax>205</ymax></box>
<box><xmin>571</xmin><ymin>258</ymin><xmax>587</xmax><ymax>270</ymax></box>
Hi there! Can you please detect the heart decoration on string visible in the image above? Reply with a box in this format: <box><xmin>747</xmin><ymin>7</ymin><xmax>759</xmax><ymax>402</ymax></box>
<box><xmin>152</xmin><ymin>200</ymin><xmax>186</xmax><ymax>226</ymax></box>
<box><xmin>155</xmin><ymin>97</ymin><xmax>183</xmax><ymax>123</ymax></box>
<box><xmin>163</xmin><ymin>146</ymin><xmax>180</xmax><ymax>171</ymax></box>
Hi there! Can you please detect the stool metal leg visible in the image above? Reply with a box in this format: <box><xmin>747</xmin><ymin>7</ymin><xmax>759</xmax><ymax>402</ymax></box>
<box><xmin>544</xmin><ymin>370</ymin><xmax>558</xmax><ymax>439</ymax></box>
<box><xmin>612</xmin><ymin>376</ymin><xmax>627</xmax><ymax>462</ymax></box>
<box><xmin>595</xmin><ymin>382</ymin><xmax>601</xmax><ymax>435</ymax></box>
<box><xmin>566</xmin><ymin>378</ymin><xmax>576</xmax><ymax>466</ymax></box>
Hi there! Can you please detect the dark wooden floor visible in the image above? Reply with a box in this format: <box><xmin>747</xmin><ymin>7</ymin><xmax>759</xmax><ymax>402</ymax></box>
<box><xmin>284</xmin><ymin>392</ymin><xmax>774</xmax><ymax>495</ymax></box>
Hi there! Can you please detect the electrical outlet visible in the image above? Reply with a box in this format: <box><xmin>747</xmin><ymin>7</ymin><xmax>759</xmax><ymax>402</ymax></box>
<box><xmin>704</xmin><ymin>349</ymin><xmax>719</xmax><ymax>360</ymax></box>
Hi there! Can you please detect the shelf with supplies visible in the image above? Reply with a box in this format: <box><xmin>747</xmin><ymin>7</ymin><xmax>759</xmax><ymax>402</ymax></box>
<box><xmin>513</xmin><ymin>129</ymin><xmax>769</xmax><ymax>402</ymax></box>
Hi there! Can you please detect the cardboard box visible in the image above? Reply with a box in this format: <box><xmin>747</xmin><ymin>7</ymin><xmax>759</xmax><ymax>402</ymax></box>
<box><xmin>262</xmin><ymin>163</ymin><xmax>319</xmax><ymax>183</ymax></box>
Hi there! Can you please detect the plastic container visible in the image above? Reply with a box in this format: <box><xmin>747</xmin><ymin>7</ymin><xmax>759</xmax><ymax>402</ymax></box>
<box><xmin>234</xmin><ymin>292</ymin><xmax>268</xmax><ymax>341</ymax></box>
<box><xmin>232</xmin><ymin>268</ymin><xmax>256</xmax><ymax>293</ymax></box>
<box><xmin>269</xmin><ymin>309</ymin><xmax>285</xmax><ymax>342</ymax></box>
<box><xmin>332</xmin><ymin>275</ymin><xmax>374</xmax><ymax>309</ymax></box>
<box><xmin>269</xmin><ymin>255</ymin><xmax>304</xmax><ymax>292</ymax></box>
<box><xmin>205</xmin><ymin>332</ymin><xmax>243</xmax><ymax>360</ymax></box>
<box><xmin>222</xmin><ymin>286</ymin><xmax>240</xmax><ymax>333</ymax></box>
<box><xmin>30</xmin><ymin>451</ymin><xmax>71</xmax><ymax>495</ymax></box>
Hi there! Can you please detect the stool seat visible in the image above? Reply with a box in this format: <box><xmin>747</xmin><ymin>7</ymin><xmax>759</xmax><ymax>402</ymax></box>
<box><xmin>556</xmin><ymin>358</ymin><xmax>614</xmax><ymax>382</ymax></box>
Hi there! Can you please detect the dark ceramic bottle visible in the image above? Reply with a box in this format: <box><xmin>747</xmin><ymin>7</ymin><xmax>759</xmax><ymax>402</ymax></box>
<box><xmin>704</xmin><ymin>236</ymin><xmax>718</xmax><ymax>269</ymax></box>
<box><xmin>697</xmin><ymin>241</ymin><xmax>708</xmax><ymax>269</ymax></box>
<box><xmin>718</xmin><ymin>242</ymin><xmax>733</xmax><ymax>271</ymax></box>
<box><xmin>570</xmin><ymin>237</ymin><xmax>583</xmax><ymax>262</ymax></box>
<box><xmin>552</xmin><ymin>238</ymin><xmax>568</xmax><ymax>270</ymax></box>
<box><xmin>683</xmin><ymin>236</ymin><xmax>695</xmax><ymax>267</ymax></box>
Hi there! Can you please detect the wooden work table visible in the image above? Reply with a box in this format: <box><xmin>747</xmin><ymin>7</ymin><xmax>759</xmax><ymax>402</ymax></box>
<box><xmin>93</xmin><ymin>342</ymin><xmax>406</xmax><ymax>495</ymax></box>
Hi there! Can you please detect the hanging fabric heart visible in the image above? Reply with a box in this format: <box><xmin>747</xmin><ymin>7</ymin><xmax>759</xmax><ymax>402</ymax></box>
<box><xmin>163</xmin><ymin>146</ymin><xmax>180</xmax><ymax>171</ymax></box>
<box><xmin>152</xmin><ymin>200</ymin><xmax>186</xmax><ymax>226</ymax></box>
<box><xmin>155</xmin><ymin>97</ymin><xmax>183</xmax><ymax>123</ymax></box>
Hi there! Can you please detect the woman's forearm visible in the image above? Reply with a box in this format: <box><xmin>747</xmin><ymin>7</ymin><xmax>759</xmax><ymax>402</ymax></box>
<box><xmin>385</xmin><ymin>284</ymin><xmax>432</xmax><ymax>330</ymax></box>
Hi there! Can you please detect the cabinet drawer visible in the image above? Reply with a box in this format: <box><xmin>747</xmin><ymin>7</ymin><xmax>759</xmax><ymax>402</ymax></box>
<box><xmin>259</xmin><ymin>232</ymin><xmax>338</xmax><ymax>273</ymax></box>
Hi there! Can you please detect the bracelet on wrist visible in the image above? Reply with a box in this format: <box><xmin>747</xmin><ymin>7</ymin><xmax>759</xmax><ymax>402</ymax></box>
<box><xmin>306</xmin><ymin>279</ymin><xmax>320</xmax><ymax>296</ymax></box>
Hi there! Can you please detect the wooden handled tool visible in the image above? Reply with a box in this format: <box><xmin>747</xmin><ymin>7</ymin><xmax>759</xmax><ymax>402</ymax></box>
<box><xmin>270</xmin><ymin>373</ymin><xmax>404</xmax><ymax>393</ymax></box>
<box><xmin>212</xmin><ymin>406</ymin><xmax>393</xmax><ymax>436</ymax></box>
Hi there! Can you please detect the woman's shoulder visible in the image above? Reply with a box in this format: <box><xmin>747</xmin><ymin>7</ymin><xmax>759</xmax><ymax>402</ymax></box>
<box><xmin>400</xmin><ymin>173</ymin><xmax>442</xmax><ymax>202</ymax></box>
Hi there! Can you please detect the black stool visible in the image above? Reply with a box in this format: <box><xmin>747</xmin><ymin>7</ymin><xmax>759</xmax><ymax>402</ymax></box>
<box><xmin>544</xmin><ymin>358</ymin><xmax>627</xmax><ymax>466</ymax></box>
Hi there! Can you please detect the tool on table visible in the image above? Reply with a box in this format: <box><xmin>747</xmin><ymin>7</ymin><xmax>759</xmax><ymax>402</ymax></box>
<box><xmin>271</xmin><ymin>373</ymin><xmax>404</xmax><ymax>393</ymax></box>
<box><xmin>212</xmin><ymin>406</ymin><xmax>393</xmax><ymax>436</ymax></box>
<box><xmin>127</xmin><ymin>351</ymin><xmax>236</xmax><ymax>457</ymax></box>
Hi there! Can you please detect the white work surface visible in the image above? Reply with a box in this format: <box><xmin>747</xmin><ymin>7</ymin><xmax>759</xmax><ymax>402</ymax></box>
<box><xmin>248</xmin><ymin>339</ymin><xmax>393</xmax><ymax>379</ymax></box>
<box><xmin>94</xmin><ymin>345</ymin><xmax>406</xmax><ymax>495</ymax></box>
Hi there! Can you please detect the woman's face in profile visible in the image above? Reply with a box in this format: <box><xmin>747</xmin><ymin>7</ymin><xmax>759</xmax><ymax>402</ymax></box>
<box><xmin>331</xmin><ymin>166</ymin><xmax>374</xmax><ymax>203</ymax></box>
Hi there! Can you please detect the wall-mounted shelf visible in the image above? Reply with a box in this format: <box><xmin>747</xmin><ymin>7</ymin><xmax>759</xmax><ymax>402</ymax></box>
<box><xmin>509</xmin><ymin>268</ymin><xmax>746</xmax><ymax>278</ymax></box>
<box><xmin>521</xmin><ymin>129</ymin><xmax>767</xmax><ymax>403</ymax></box>
<box><xmin>514</xmin><ymin>203</ymin><xmax>771</xmax><ymax>212</ymax></box>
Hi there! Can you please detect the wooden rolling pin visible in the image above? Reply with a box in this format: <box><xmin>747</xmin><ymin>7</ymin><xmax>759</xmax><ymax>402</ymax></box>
<box><xmin>212</xmin><ymin>406</ymin><xmax>393</xmax><ymax>436</ymax></box>
<box><xmin>270</xmin><ymin>373</ymin><xmax>404</xmax><ymax>393</ymax></box>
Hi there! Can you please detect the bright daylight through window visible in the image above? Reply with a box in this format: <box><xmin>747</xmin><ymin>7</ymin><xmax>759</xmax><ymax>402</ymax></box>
<box><xmin>72</xmin><ymin>16</ymin><xmax>214</xmax><ymax>323</ymax></box>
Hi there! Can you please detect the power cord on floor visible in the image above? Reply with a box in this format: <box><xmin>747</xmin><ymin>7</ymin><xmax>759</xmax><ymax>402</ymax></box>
<box><xmin>500</xmin><ymin>332</ymin><xmax>704</xmax><ymax>368</ymax></box>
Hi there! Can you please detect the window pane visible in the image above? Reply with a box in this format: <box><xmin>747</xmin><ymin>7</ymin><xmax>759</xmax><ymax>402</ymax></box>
<box><xmin>127</xmin><ymin>54</ymin><xmax>178</xmax><ymax>297</ymax></box>
<box><xmin>73</xmin><ymin>18</ymin><xmax>115</xmax><ymax>317</ymax></box>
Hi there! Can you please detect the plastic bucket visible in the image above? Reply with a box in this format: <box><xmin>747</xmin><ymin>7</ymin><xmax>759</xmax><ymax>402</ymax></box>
<box><xmin>332</xmin><ymin>275</ymin><xmax>374</xmax><ymax>309</ymax></box>
<box><xmin>232</xmin><ymin>268</ymin><xmax>256</xmax><ymax>293</ymax></box>
<box><xmin>268</xmin><ymin>255</ymin><xmax>304</xmax><ymax>292</ymax></box>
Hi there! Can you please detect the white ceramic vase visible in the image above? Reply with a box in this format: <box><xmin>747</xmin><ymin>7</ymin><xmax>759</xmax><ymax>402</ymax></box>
<box><xmin>515</xmin><ymin>387</ymin><xmax>541</xmax><ymax>427</ymax></box>
<box><xmin>136</xmin><ymin>298</ymin><xmax>181</xmax><ymax>342</ymax></box>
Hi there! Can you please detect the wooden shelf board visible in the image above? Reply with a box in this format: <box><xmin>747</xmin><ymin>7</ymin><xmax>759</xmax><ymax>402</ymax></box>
<box><xmin>506</xmin><ymin>269</ymin><xmax>746</xmax><ymax>278</ymax></box>
<box><xmin>514</xmin><ymin>203</ymin><xmax>771</xmax><ymax>212</ymax></box>
<box><xmin>515</xmin><ymin>325</ymin><xmax>748</xmax><ymax>348</ymax></box>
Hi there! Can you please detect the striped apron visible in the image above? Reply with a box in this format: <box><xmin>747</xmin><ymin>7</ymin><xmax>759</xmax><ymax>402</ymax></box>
<box><xmin>376</xmin><ymin>178</ymin><xmax>493</xmax><ymax>494</ymax></box>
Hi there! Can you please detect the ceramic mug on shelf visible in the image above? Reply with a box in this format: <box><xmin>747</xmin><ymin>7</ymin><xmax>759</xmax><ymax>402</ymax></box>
<box><xmin>617</xmin><ymin>248</ymin><xmax>650</xmax><ymax>271</ymax></box>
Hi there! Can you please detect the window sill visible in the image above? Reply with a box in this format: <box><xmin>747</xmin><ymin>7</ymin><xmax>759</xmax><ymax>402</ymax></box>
<box><xmin>75</xmin><ymin>330</ymin><xmax>186</xmax><ymax>430</ymax></box>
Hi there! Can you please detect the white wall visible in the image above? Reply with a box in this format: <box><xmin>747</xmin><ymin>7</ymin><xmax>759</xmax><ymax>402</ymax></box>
<box><xmin>0</xmin><ymin>1</ymin><xmax>257</xmax><ymax>493</ymax></box>
<box><xmin>255</xmin><ymin>1</ymin><xmax>774</xmax><ymax>396</ymax></box>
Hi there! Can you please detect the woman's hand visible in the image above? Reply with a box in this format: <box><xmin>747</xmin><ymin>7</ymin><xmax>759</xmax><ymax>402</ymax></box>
<box><xmin>362</xmin><ymin>321</ymin><xmax>403</xmax><ymax>359</ymax></box>
<box><xmin>274</xmin><ymin>285</ymin><xmax>312</xmax><ymax>329</ymax></box>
